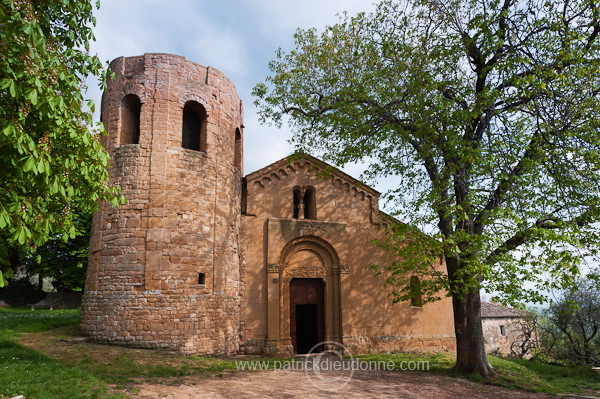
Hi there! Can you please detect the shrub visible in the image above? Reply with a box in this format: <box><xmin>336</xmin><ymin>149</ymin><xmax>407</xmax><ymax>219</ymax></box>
<box><xmin>0</xmin><ymin>277</ymin><xmax>46</xmax><ymax>307</ymax></box>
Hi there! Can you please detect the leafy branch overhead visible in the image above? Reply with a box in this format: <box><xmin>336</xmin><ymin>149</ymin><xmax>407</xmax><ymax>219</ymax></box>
<box><xmin>0</xmin><ymin>0</ymin><xmax>125</xmax><ymax>285</ymax></box>
<box><xmin>254</xmin><ymin>0</ymin><xmax>600</xmax><ymax>376</ymax></box>
<box><xmin>254</xmin><ymin>0</ymin><xmax>600</xmax><ymax>305</ymax></box>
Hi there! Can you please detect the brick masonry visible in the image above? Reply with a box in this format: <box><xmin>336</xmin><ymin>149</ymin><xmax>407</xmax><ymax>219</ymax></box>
<box><xmin>80</xmin><ymin>53</ymin><xmax>456</xmax><ymax>356</ymax></box>
<box><xmin>80</xmin><ymin>54</ymin><xmax>243</xmax><ymax>355</ymax></box>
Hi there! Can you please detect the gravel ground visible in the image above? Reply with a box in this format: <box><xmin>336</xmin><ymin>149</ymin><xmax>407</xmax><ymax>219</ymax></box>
<box><xmin>133</xmin><ymin>368</ymin><xmax>555</xmax><ymax>399</ymax></box>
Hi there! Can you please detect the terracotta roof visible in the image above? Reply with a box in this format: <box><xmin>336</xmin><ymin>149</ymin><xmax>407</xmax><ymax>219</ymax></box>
<box><xmin>481</xmin><ymin>302</ymin><xmax>527</xmax><ymax>318</ymax></box>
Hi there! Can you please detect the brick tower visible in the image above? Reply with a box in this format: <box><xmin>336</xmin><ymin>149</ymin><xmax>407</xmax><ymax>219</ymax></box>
<box><xmin>80</xmin><ymin>54</ymin><xmax>244</xmax><ymax>355</ymax></box>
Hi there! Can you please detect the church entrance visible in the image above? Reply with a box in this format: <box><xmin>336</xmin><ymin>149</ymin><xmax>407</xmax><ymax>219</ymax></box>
<box><xmin>290</xmin><ymin>278</ymin><xmax>325</xmax><ymax>354</ymax></box>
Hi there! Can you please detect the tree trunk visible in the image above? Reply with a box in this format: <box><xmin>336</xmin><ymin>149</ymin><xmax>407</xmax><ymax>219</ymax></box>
<box><xmin>451</xmin><ymin>289</ymin><xmax>495</xmax><ymax>377</ymax></box>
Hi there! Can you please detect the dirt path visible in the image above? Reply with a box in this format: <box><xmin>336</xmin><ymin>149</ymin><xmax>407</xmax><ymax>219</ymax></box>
<box><xmin>16</xmin><ymin>328</ymin><xmax>563</xmax><ymax>399</ymax></box>
<box><xmin>133</xmin><ymin>369</ymin><xmax>554</xmax><ymax>399</ymax></box>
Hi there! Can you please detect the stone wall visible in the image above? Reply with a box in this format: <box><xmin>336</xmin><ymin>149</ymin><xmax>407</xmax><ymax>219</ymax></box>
<box><xmin>80</xmin><ymin>52</ymin><xmax>455</xmax><ymax>358</ymax></box>
<box><xmin>241</xmin><ymin>155</ymin><xmax>455</xmax><ymax>356</ymax></box>
<box><xmin>482</xmin><ymin>317</ymin><xmax>525</xmax><ymax>357</ymax></box>
<box><xmin>80</xmin><ymin>54</ymin><xmax>244</xmax><ymax>355</ymax></box>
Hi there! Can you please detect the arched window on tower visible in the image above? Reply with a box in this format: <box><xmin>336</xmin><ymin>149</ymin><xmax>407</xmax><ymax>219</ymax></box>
<box><xmin>182</xmin><ymin>101</ymin><xmax>207</xmax><ymax>151</ymax></box>
<box><xmin>120</xmin><ymin>94</ymin><xmax>141</xmax><ymax>145</ymax></box>
<box><xmin>292</xmin><ymin>187</ymin><xmax>317</xmax><ymax>220</ymax></box>
<box><xmin>234</xmin><ymin>128</ymin><xmax>242</xmax><ymax>170</ymax></box>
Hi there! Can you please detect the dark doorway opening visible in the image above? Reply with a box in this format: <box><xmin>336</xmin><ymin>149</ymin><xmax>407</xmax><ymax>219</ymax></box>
<box><xmin>290</xmin><ymin>278</ymin><xmax>325</xmax><ymax>354</ymax></box>
<box><xmin>295</xmin><ymin>304</ymin><xmax>318</xmax><ymax>354</ymax></box>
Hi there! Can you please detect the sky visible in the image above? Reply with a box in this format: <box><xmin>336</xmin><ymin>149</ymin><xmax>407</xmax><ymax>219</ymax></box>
<box><xmin>87</xmin><ymin>0</ymin><xmax>380</xmax><ymax>182</ymax></box>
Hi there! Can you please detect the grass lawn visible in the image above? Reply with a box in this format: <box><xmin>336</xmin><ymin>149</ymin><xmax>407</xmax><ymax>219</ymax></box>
<box><xmin>0</xmin><ymin>308</ymin><xmax>121</xmax><ymax>399</ymax></box>
<box><xmin>0</xmin><ymin>308</ymin><xmax>275</xmax><ymax>398</ymax></box>
<box><xmin>2</xmin><ymin>308</ymin><xmax>600</xmax><ymax>398</ymax></box>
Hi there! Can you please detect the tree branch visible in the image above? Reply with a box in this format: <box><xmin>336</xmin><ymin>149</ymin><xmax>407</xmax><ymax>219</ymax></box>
<box><xmin>408</xmin><ymin>137</ymin><xmax>454</xmax><ymax>237</ymax></box>
<box><xmin>473</xmin><ymin>129</ymin><xmax>544</xmax><ymax>233</ymax></box>
<box><xmin>484</xmin><ymin>207</ymin><xmax>598</xmax><ymax>265</ymax></box>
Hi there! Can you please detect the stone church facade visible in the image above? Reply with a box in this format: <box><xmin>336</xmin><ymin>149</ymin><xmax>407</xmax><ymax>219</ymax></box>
<box><xmin>80</xmin><ymin>53</ymin><xmax>455</xmax><ymax>356</ymax></box>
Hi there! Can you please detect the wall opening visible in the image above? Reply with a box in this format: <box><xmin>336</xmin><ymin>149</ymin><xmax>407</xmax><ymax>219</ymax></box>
<box><xmin>241</xmin><ymin>177</ymin><xmax>247</xmax><ymax>215</ymax></box>
<box><xmin>290</xmin><ymin>278</ymin><xmax>325</xmax><ymax>354</ymax></box>
<box><xmin>293</xmin><ymin>187</ymin><xmax>302</xmax><ymax>219</ymax></box>
<box><xmin>182</xmin><ymin>101</ymin><xmax>207</xmax><ymax>151</ymax></box>
<box><xmin>198</xmin><ymin>273</ymin><xmax>206</xmax><ymax>285</ymax></box>
<box><xmin>292</xmin><ymin>187</ymin><xmax>317</xmax><ymax>220</ymax></box>
<box><xmin>303</xmin><ymin>187</ymin><xmax>316</xmax><ymax>219</ymax></box>
<box><xmin>409</xmin><ymin>276</ymin><xmax>423</xmax><ymax>307</ymax></box>
<box><xmin>234</xmin><ymin>128</ymin><xmax>242</xmax><ymax>170</ymax></box>
<box><xmin>120</xmin><ymin>94</ymin><xmax>141</xmax><ymax>145</ymax></box>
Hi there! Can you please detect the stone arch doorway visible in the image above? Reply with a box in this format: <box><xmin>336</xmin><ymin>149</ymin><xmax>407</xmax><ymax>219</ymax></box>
<box><xmin>290</xmin><ymin>278</ymin><xmax>325</xmax><ymax>354</ymax></box>
<box><xmin>266</xmin><ymin>236</ymin><xmax>343</xmax><ymax>356</ymax></box>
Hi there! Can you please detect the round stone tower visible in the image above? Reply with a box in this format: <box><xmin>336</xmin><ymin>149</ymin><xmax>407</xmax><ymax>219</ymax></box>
<box><xmin>80</xmin><ymin>53</ymin><xmax>244</xmax><ymax>355</ymax></box>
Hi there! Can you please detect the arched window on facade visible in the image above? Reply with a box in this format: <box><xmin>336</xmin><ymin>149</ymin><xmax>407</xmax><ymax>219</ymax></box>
<box><xmin>120</xmin><ymin>94</ymin><xmax>141</xmax><ymax>145</ymax></box>
<box><xmin>303</xmin><ymin>187</ymin><xmax>316</xmax><ymax>219</ymax></box>
<box><xmin>292</xmin><ymin>187</ymin><xmax>317</xmax><ymax>220</ymax></box>
<box><xmin>234</xmin><ymin>128</ymin><xmax>242</xmax><ymax>170</ymax></box>
<box><xmin>409</xmin><ymin>276</ymin><xmax>423</xmax><ymax>307</ymax></box>
<box><xmin>293</xmin><ymin>187</ymin><xmax>302</xmax><ymax>219</ymax></box>
<box><xmin>182</xmin><ymin>101</ymin><xmax>207</xmax><ymax>151</ymax></box>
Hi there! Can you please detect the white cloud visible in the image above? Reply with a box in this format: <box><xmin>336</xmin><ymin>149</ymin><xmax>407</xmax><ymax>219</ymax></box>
<box><xmin>245</xmin><ymin>0</ymin><xmax>378</xmax><ymax>39</ymax></box>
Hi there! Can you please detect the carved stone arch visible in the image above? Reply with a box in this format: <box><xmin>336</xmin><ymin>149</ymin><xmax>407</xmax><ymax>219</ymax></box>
<box><xmin>269</xmin><ymin>235</ymin><xmax>343</xmax><ymax>355</ymax></box>
<box><xmin>279</xmin><ymin>235</ymin><xmax>340</xmax><ymax>271</ymax></box>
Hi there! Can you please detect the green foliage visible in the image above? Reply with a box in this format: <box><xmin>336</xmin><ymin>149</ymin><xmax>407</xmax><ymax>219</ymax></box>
<box><xmin>0</xmin><ymin>267</ymin><xmax>13</xmax><ymax>288</ymax></box>
<box><xmin>0</xmin><ymin>0</ymin><xmax>125</xmax><ymax>280</ymax></box>
<box><xmin>545</xmin><ymin>273</ymin><xmax>600</xmax><ymax>365</ymax></box>
<box><xmin>371</xmin><ymin>221</ymin><xmax>448</xmax><ymax>305</ymax></box>
<box><xmin>0</xmin><ymin>277</ymin><xmax>45</xmax><ymax>307</ymax></box>
<box><xmin>254</xmin><ymin>0</ymin><xmax>600</xmax><ymax>306</ymax></box>
<box><xmin>24</xmin><ymin>209</ymin><xmax>92</xmax><ymax>291</ymax></box>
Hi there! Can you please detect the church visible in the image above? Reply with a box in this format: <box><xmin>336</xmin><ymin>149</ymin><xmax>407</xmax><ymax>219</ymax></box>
<box><xmin>80</xmin><ymin>53</ymin><xmax>455</xmax><ymax>356</ymax></box>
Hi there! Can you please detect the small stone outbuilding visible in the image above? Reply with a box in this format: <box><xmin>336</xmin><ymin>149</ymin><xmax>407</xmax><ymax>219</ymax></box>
<box><xmin>80</xmin><ymin>53</ymin><xmax>455</xmax><ymax>357</ymax></box>
<box><xmin>481</xmin><ymin>301</ymin><xmax>536</xmax><ymax>357</ymax></box>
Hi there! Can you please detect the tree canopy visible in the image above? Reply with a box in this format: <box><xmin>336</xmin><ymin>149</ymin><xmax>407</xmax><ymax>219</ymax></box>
<box><xmin>0</xmin><ymin>0</ymin><xmax>123</xmax><ymax>286</ymax></box>
<box><xmin>254</xmin><ymin>0</ymin><xmax>600</xmax><ymax>376</ymax></box>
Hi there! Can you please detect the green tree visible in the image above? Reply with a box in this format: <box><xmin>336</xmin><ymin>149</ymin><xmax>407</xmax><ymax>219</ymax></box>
<box><xmin>254</xmin><ymin>0</ymin><xmax>600</xmax><ymax>376</ymax></box>
<box><xmin>0</xmin><ymin>0</ymin><xmax>123</xmax><ymax>286</ymax></box>
<box><xmin>24</xmin><ymin>209</ymin><xmax>92</xmax><ymax>292</ymax></box>
<box><xmin>547</xmin><ymin>274</ymin><xmax>600</xmax><ymax>365</ymax></box>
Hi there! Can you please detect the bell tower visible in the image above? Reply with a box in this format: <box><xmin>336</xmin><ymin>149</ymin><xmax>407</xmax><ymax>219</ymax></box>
<box><xmin>80</xmin><ymin>53</ymin><xmax>244</xmax><ymax>355</ymax></box>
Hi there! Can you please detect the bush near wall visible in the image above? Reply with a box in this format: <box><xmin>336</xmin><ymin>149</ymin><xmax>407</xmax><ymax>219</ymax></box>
<box><xmin>0</xmin><ymin>277</ymin><xmax>46</xmax><ymax>307</ymax></box>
